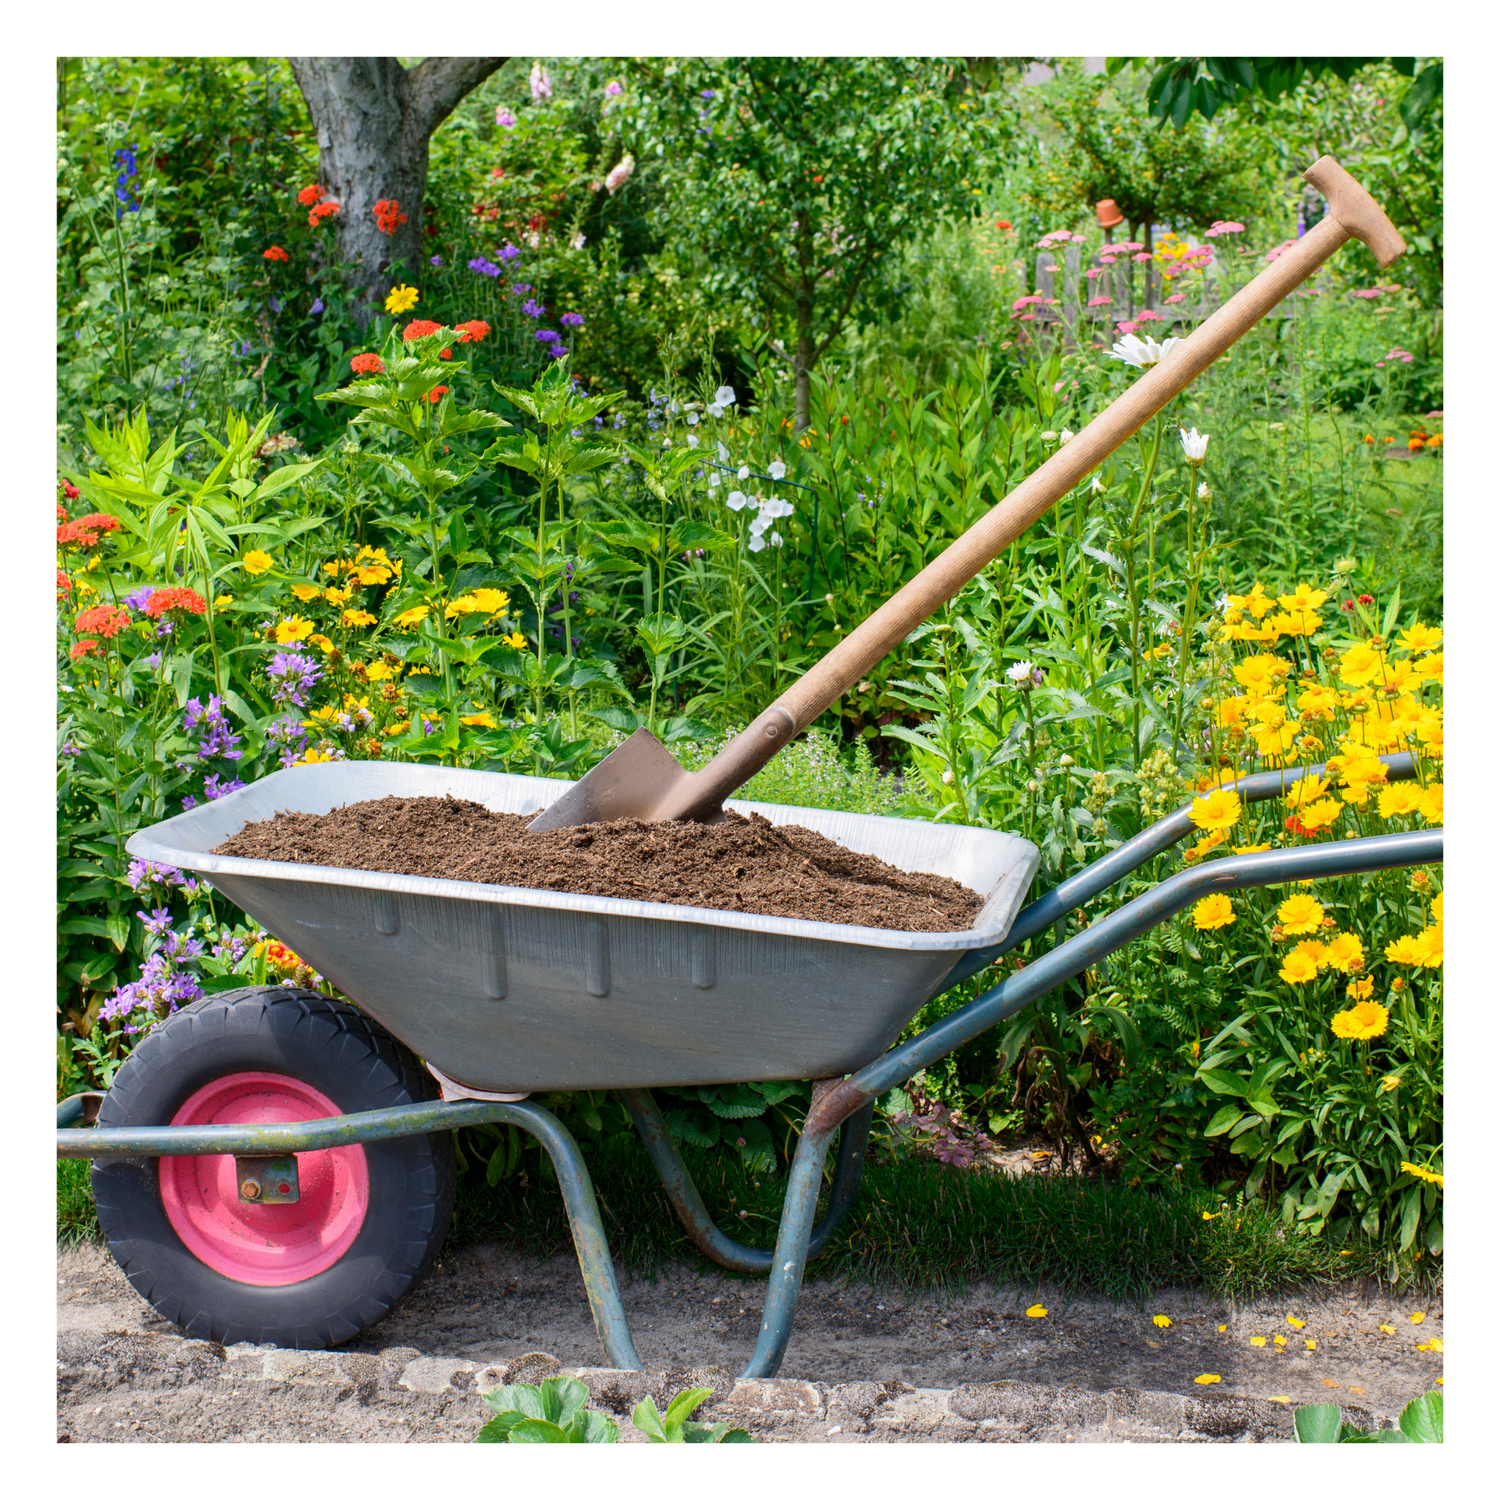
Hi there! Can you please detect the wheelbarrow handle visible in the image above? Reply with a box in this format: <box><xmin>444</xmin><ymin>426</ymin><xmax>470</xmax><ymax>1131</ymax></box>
<box><xmin>670</xmin><ymin>157</ymin><xmax>1404</xmax><ymax>821</ymax></box>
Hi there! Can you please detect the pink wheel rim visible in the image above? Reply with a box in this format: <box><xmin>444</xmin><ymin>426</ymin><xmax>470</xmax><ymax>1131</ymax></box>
<box><xmin>159</xmin><ymin>1071</ymin><xmax>369</xmax><ymax>1287</ymax></box>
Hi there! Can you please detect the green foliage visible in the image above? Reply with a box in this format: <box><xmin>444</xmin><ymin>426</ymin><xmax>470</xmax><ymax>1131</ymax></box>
<box><xmin>631</xmin><ymin>1389</ymin><xmax>753</xmax><ymax>1443</ymax></box>
<box><xmin>1293</xmin><ymin>1389</ymin><xmax>1441</xmax><ymax>1444</ymax></box>
<box><xmin>477</xmin><ymin>1375</ymin><xmax>619</xmax><ymax>1443</ymax></box>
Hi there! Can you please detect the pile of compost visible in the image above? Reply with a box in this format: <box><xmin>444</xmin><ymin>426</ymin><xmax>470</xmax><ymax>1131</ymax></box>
<box><xmin>212</xmin><ymin>795</ymin><xmax>983</xmax><ymax>933</ymax></box>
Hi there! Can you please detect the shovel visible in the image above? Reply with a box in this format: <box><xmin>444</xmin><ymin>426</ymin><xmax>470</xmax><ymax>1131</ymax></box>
<box><xmin>529</xmin><ymin>156</ymin><xmax>1403</xmax><ymax>833</ymax></box>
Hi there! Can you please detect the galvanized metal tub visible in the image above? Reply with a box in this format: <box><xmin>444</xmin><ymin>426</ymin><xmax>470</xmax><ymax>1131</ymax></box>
<box><xmin>126</xmin><ymin>763</ymin><xmax>1040</xmax><ymax>1093</ymax></box>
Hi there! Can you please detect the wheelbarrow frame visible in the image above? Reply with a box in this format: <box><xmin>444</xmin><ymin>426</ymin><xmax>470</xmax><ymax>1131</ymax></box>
<box><xmin>58</xmin><ymin>752</ymin><xmax>1441</xmax><ymax>1378</ymax></box>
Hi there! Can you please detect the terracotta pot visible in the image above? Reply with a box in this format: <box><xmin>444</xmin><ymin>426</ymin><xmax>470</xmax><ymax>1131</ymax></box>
<box><xmin>1095</xmin><ymin>198</ymin><xmax>1124</xmax><ymax>229</ymax></box>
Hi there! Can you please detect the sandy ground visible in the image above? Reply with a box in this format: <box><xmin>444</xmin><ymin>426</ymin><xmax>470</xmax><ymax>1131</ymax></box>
<box><xmin>56</xmin><ymin>1239</ymin><xmax>1441</xmax><ymax>1443</ymax></box>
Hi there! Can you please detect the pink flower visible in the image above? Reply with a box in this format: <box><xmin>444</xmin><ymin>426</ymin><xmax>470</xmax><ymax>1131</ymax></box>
<box><xmin>1018</xmin><ymin>312</ymin><xmax>1037</xmax><ymax>321</ymax></box>
<box><xmin>1265</xmin><ymin>240</ymin><xmax>1298</xmax><ymax>262</ymax></box>
<box><xmin>1085</xmin><ymin>267</ymin><xmax>1104</xmax><ymax>279</ymax></box>
<box><xmin>1011</xmin><ymin>295</ymin><xmax>1044</xmax><ymax>310</ymax></box>
<box><xmin>1133</xmin><ymin>252</ymin><xmax>1153</xmax><ymax>263</ymax></box>
<box><xmin>604</xmin><ymin>154</ymin><xmax>635</xmax><ymax>193</ymax></box>
<box><xmin>1087</xmin><ymin>295</ymin><xmax>1112</xmax><ymax>307</ymax></box>
<box><xmin>495</xmin><ymin>106</ymin><xmax>517</xmax><ymax>128</ymax></box>
<box><xmin>1116</xmin><ymin>319</ymin><xmax>1141</xmax><ymax>335</ymax></box>
<box><xmin>1135</xmin><ymin>308</ymin><xmax>1163</xmax><ymax>322</ymax></box>
<box><xmin>1165</xmin><ymin>292</ymin><xmax>1186</xmax><ymax>305</ymax></box>
<box><xmin>1206</xmin><ymin>220</ymin><xmax>1245</xmax><ymax>237</ymax></box>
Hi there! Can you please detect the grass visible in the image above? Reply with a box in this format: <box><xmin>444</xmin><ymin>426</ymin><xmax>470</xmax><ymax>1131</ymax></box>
<box><xmin>57</xmin><ymin>1132</ymin><xmax>1435</xmax><ymax>1301</ymax></box>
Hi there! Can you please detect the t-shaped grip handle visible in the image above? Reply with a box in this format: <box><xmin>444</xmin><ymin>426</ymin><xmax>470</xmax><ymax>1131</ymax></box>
<box><xmin>1304</xmin><ymin>155</ymin><xmax>1406</xmax><ymax>268</ymax></box>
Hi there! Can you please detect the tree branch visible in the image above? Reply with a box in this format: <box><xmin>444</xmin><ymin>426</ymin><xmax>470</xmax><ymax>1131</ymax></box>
<box><xmin>407</xmin><ymin>57</ymin><xmax>508</xmax><ymax>137</ymax></box>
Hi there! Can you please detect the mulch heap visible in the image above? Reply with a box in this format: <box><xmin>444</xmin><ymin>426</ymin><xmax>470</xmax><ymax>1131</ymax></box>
<box><xmin>212</xmin><ymin>795</ymin><xmax>982</xmax><ymax>934</ymax></box>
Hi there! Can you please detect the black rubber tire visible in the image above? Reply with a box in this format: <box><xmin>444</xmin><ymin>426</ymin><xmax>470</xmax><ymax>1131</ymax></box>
<box><xmin>92</xmin><ymin>987</ymin><xmax>455</xmax><ymax>1350</ymax></box>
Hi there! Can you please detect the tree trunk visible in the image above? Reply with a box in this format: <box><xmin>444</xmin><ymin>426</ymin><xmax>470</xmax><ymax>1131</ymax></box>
<box><xmin>288</xmin><ymin>57</ymin><xmax>507</xmax><ymax>320</ymax></box>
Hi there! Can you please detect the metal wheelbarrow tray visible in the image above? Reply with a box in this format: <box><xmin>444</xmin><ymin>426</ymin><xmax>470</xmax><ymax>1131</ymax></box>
<box><xmin>123</xmin><ymin>761</ymin><xmax>1043</xmax><ymax>1094</ymax></box>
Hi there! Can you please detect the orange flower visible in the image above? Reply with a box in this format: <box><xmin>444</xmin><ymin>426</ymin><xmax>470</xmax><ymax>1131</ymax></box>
<box><xmin>297</xmin><ymin>184</ymin><xmax>324</xmax><ymax>206</ymax></box>
<box><xmin>454</xmin><ymin>319</ymin><xmax>492</xmax><ymax>342</ymax></box>
<box><xmin>263</xmin><ymin>245</ymin><xmax>290</xmax><ymax>262</ymax></box>
<box><xmin>350</xmin><ymin>353</ymin><xmax>386</xmax><ymax>376</ymax></box>
<box><xmin>74</xmin><ymin>604</ymin><xmax>132</xmax><ymax>640</ymax></box>
<box><xmin>424</xmin><ymin>386</ymin><xmax>450</xmax><ymax>404</ymax></box>
<box><xmin>308</xmin><ymin>200</ymin><xmax>341</xmax><ymax>226</ymax></box>
<box><xmin>70</xmin><ymin>639</ymin><xmax>100</xmax><ymax>660</ymax></box>
<box><xmin>144</xmin><ymin>586</ymin><xmax>207</xmax><ymax>619</ymax></box>
<box><xmin>402</xmin><ymin>319</ymin><xmax>444</xmax><ymax>341</ymax></box>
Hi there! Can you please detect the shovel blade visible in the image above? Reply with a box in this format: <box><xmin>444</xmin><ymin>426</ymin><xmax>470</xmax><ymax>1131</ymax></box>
<box><xmin>527</xmin><ymin>728</ymin><xmax>695</xmax><ymax>832</ymax></box>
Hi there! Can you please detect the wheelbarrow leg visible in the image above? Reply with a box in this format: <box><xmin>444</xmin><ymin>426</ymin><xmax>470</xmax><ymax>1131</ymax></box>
<box><xmin>503</xmin><ymin>1102</ymin><xmax>643</xmax><ymax>1371</ymax></box>
<box><xmin>739</xmin><ymin>1102</ymin><xmax>847</xmax><ymax>1379</ymax></box>
<box><xmin>618</xmin><ymin>1087</ymin><xmax>873</xmax><ymax>1274</ymax></box>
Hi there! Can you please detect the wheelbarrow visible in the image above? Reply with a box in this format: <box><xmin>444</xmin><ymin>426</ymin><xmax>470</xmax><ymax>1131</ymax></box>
<box><xmin>58</xmin><ymin>754</ymin><xmax>1440</xmax><ymax>1375</ymax></box>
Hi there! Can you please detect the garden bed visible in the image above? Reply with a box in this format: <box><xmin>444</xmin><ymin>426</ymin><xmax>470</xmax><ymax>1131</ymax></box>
<box><xmin>210</xmin><ymin>794</ymin><xmax>984</xmax><ymax>933</ymax></box>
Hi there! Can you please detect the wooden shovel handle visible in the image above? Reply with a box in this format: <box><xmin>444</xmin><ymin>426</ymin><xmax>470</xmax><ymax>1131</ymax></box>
<box><xmin>676</xmin><ymin>157</ymin><xmax>1403</xmax><ymax>818</ymax></box>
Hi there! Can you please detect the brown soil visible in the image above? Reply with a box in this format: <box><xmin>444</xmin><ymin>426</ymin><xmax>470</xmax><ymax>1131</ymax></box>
<box><xmin>212</xmin><ymin>796</ymin><xmax>983</xmax><ymax>934</ymax></box>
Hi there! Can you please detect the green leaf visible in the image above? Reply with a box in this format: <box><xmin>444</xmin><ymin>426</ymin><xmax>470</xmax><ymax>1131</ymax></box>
<box><xmin>505</xmin><ymin>1418</ymin><xmax>572</xmax><ymax>1443</ymax></box>
<box><xmin>1293</xmin><ymin>1403</ymin><xmax>1344</xmax><ymax>1443</ymax></box>
<box><xmin>1397</xmin><ymin>1391</ymin><xmax>1442</xmax><ymax>1443</ymax></box>
<box><xmin>631</xmin><ymin>1395</ymin><xmax>669</xmax><ymax>1442</ymax></box>
<box><xmin>1197</xmin><ymin>1067</ymin><xmax>1248</xmax><ymax>1098</ymax></box>
<box><xmin>1204</xmin><ymin>1104</ymin><xmax>1244</xmax><ymax>1138</ymax></box>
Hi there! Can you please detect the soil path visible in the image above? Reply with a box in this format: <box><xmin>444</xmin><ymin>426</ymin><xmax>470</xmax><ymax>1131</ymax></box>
<box><xmin>57</xmin><ymin>1240</ymin><xmax>1441</xmax><ymax>1443</ymax></box>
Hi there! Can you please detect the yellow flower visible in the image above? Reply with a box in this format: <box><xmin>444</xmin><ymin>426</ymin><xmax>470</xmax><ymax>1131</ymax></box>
<box><xmin>1286</xmin><ymin>1314</ymin><xmax>1306</xmax><ymax>1329</ymax></box>
<box><xmin>310</xmin><ymin>633</ymin><xmax>336</xmax><ymax>655</ymax></box>
<box><xmin>1377</xmin><ymin>783</ymin><xmax>1423</xmax><ymax>819</ymax></box>
<box><xmin>1025</xmin><ymin>1305</ymin><xmax>1048</xmax><ymax>1318</ymax></box>
<box><xmin>1232</xmin><ymin>654</ymin><xmax>1287</xmax><ymax>693</ymax></box>
<box><xmin>1279</xmin><ymin>950</ymin><xmax>1320</xmax><ymax>985</ymax></box>
<box><xmin>1431</xmin><ymin>892</ymin><xmax>1443</xmax><ymax>923</ymax></box>
<box><xmin>290</xmin><ymin>583</ymin><xmax>322</xmax><ymax>602</ymax></box>
<box><xmin>1418</xmin><ymin>783</ymin><xmax>1443</xmax><ymax>824</ymax></box>
<box><xmin>242</xmin><ymin>549</ymin><xmax>274</xmax><ymax>575</ymax></box>
<box><xmin>1396</xmin><ymin>622</ymin><xmax>1442</xmax><ymax>654</ymax></box>
<box><xmin>1379</xmin><ymin>1324</ymin><xmax>1395</xmax><ymax>1335</ymax></box>
<box><xmin>1284</xmin><ymin>774</ymin><xmax>1328</xmax><ymax>809</ymax></box>
<box><xmin>1277</xmin><ymin>894</ymin><xmax>1325</xmax><ymax>934</ymax></box>
<box><xmin>384</xmin><ymin>720</ymin><xmax>411</xmax><ymax>736</ymax></box>
<box><xmin>1305</xmin><ymin>1339</ymin><xmax>1318</xmax><ymax>1351</ymax></box>
<box><xmin>1152</xmin><ymin>1314</ymin><xmax>1172</xmax><ymax>1328</ymax></box>
<box><xmin>1202</xmin><ymin>1211</ymin><xmax>1221</xmax><ymax>1221</ymax></box>
<box><xmin>1384</xmin><ymin>935</ymin><xmax>1424</xmax><ymax>965</ymax></box>
<box><xmin>460</xmin><ymin>712</ymin><xmax>497</xmax><ymax>730</ymax></box>
<box><xmin>366</xmin><ymin>660</ymin><xmax>400</xmax><ymax>682</ymax></box>
<box><xmin>298</xmin><ymin>748</ymin><xmax>336</xmax><ymax>764</ymax></box>
<box><xmin>1330</xmin><ymin>1000</ymin><xmax>1389</xmax><ymax>1040</ymax></box>
<box><xmin>1193</xmin><ymin>894</ymin><xmax>1235</xmax><ymax>930</ymax></box>
<box><xmin>1194</xmin><ymin>1374</ymin><xmax>1222</xmax><ymax>1384</ymax></box>
<box><xmin>1412</xmin><ymin>925</ymin><xmax>1443</xmax><ymax>967</ymax></box>
<box><xmin>1416</xmin><ymin>1338</ymin><xmax>1444</xmax><ymax>1353</ymax></box>
<box><xmin>1338</xmin><ymin>643</ymin><xmax>1386</xmax><ymax>686</ymax></box>
<box><xmin>1250</xmin><ymin>1336</ymin><xmax>1266</xmax><ymax>1347</ymax></box>
<box><xmin>1215</xmin><ymin>695</ymin><xmax>1250</xmax><ymax>728</ymax></box>
<box><xmin>1400</xmin><ymin>1161</ymin><xmax>1444</xmax><ymax>1188</ymax></box>
<box><xmin>1232</xmin><ymin>842</ymin><xmax>1271</xmax><ymax>855</ymax></box>
<box><xmin>1379</xmin><ymin>1072</ymin><xmax>1403</xmax><ymax>1093</ymax></box>
<box><xmin>1188</xmin><ymin>788</ymin><xmax>1242</xmax><ymax>832</ymax></box>
<box><xmin>1273</xmin><ymin>1335</ymin><xmax>1287</xmax><ymax>1346</ymax></box>
<box><xmin>471</xmin><ymin>587</ymin><xmax>510</xmax><ymax>614</ymax></box>
<box><xmin>1277</xmin><ymin>583</ymin><xmax>1329</xmax><ymax>611</ymax></box>
<box><xmin>1290</xmin><ymin>938</ymin><xmax>1328</xmax><ymax>970</ymax></box>
<box><xmin>504</xmin><ymin>630</ymin><xmax>527</xmax><ymax>648</ymax></box>
<box><xmin>1409</xmin><ymin>1312</ymin><xmax>1426</xmax><ymax>1325</ymax></box>
<box><xmin>272</xmin><ymin>616</ymin><xmax>315</xmax><ymax>644</ymax></box>
<box><xmin>1252</xmin><ymin>719</ymin><xmax>1300</xmax><ymax>761</ymax></box>
<box><xmin>1321</xmin><ymin>932</ymin><xmax>1365</xmax><ymax>973</ymax></box>
<box><xmin>1297</xmin><ymin>798</ymin><xmax>1342</xmax><ymax>833</ymax></box>
<box><xmin>1267</xmin><ymin>609</ymin><xmax>1321</xmax><ymax>639</ymax></box>
<box><xmin>395</xmin><ymin>605</ymin><xmax>432</xmax><ymax>630</ymax></box>
<box><xmin>385</xmin><ymin>283</ymin><xmax>419</xmax><ymax>314</ymax></box>
<box><xmin>1410</xmin><ymin>650</ymin><xmax>1443</xmax><ymax>685</ymax></box>
<box><xmin>342</xmin><ymin>609</ymin><xmax>377</xmax><ymax>628</ymax></box>
<box><xmin>1217</xmin><ymin>1325</ymin><xmax>1227</xmax><ymax>1333</ymax></box>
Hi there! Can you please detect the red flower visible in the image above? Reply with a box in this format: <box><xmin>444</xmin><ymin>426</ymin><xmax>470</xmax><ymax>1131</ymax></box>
<box><xmin>144</xmin><ymin>586</ymin><xmax>207</xmax><ymax>619</ymax></box>
<box><xmin>372</xmin><ymin>198</ymin><xmax>407</xmax><ymax>235</ymax></box>
<box><xmin>75</xmin><ymin>604</ymin><xmax>132</xmax><ymax>639</ymax></box>
<box><xmin>56</xmin><ymin>513</ymin><xmax>122</xmax><ymax>550</ymax></box>
<box><xmin>57</xmin><ymin>569</ymin><xmax>71</xmax><ymax>598</ymax></box>
<box><xmin>453</xmin><ymin>319</ymin><xmax>491</xmax><ymax>343</ymax></box>
<box><xmin>996</xmin><ymin>220</ymin><xmax>1013</xmax><ymax>230</ymax></box>
<box><xmin>402</xmin><ymin>319</ymin><xmax>443</xmax><ymax>341</ymax></box>
<box><xmin>70</xmin><ymin>640</ymin><xmax>100</xmax><ymax>661</ymax></box>
<box><xmin>439</xmin><ymin>347</ymin><xmax>452</xmax><ymax>360</ymax></box>
<box><xmin>1358</xmin><ymin>593</ymin><xmax>1375</xmax><ymax>606</ymax></box>
<box><xmin>263</xmin><ymin>245</ymin><xmax>290</xmax><ymax>262</ymax></box>
<box><xmin>349</xmin><ymin>352</ymin><xmax>386</xmax><ymax>375</ymax></box>
<box><xmin>1340</xmin><ymin>598</ymin><xmax>1355</xmax><ymax>612</ymax></box>
<box><xmin>308</xmin><ymin>200</ymin><xmax>341</xmax><ymax>226</ymax></box>
<box><xmin>59</xmin><ymin>479</ymin><xmax>80</xmax><ymax>501</ymax></box>
<box><xmin>424</xmin><ymin>386</ymin><xmax>450</xmax><ymax>404</ymax></box>
<box><xmin>297</xmin><ymin>184</ymin><xmax>324</xmax><ymax>206</ymax></box>
<box><xmin>1284</xmin><ymin>814</ymin><xmax>1308</xmax><ymax>836</ymax></box>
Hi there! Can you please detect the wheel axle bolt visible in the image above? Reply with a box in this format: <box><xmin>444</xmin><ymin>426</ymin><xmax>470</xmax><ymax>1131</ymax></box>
<box><xmin>241</xmin><ymin>1179</ymin><xmax>261</xmax><ymax>1200</ymax></box>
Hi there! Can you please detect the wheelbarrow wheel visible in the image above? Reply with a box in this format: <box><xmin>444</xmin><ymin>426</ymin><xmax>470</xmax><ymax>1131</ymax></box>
<box><xmin>91</xmin><ymin>986</ymin><xmax>455</xmax><ymax>1350</ymax></box>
